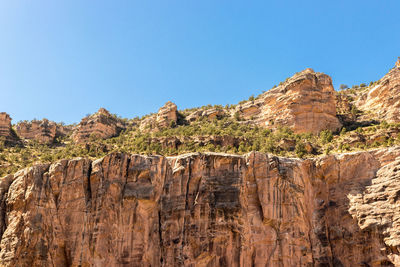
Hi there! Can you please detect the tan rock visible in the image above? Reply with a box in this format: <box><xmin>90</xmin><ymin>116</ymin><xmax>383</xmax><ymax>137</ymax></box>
<box><xmin>358</xmin><ymin>59</ymin><xmax>400</xmax><ymax>123</ymax></box>
<box><xmin>15</xmin><ymin>119</ymin><xmax>71</xmax><ymax>144</ymax></box>
<box><xmin>278</xmin><ymin>138</ymin><xmax>296</xmax><ymax>151</ymax></box>
<box><xmin>235</xmin><ymin>102</ymin><xmax>262</xmax><ymax>120</ymax></box>
<box><xmin>156</xmin><ymin>101</ymin><xmax>177</xmax><ymax>128</ymax></box>
<box><xmin>71</xmin><ymin>108</ymin><xmax>125</xmax><ymax>143</ymax></box>
<box><xmin>186</xmin><ymin>108</ymin><xmax>225</xmax><ymax>122</ymax></box>
<box><xmin>235</xmin><ymin>69</ymin><xmax>342</xmax><ymax>133</ymax></box>
<box><xmin>348</xmin><ymin>157</ymin><xmax>400</xmax><ymax>266</ymax></box>
<box><xmin>260</xmin><ymin>69</ymin><xmax>342</xmax><ymax>133</ymax></box>
<box><xmin>0</xmin><ymin>113</ymin><xmax>17</xmax><ymax>144</ymax></box>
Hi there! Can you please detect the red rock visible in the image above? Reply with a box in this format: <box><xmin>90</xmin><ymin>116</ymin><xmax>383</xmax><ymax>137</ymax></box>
<box><xmin>1</xmin><ymin>148</ymin><xmax>400</xmax><ymax>266</ymax></box>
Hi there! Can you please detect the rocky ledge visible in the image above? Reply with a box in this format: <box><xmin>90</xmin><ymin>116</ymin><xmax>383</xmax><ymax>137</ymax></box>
<box><xmin>71</xmin><ymin>108</ymin><xmax>126</xmax><ymax>143</ymax></box>
<box><xmin>1</xmin><ymin>148</ymin><xmax>400</xmax><ymax>266</ymax></box>
<box><xmin>15</xmin><ymin>119</ymin><xmax>71</xmax><ymax>144</ymax></box>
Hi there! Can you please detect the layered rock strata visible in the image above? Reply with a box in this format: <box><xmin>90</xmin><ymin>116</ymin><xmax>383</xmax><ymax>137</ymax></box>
<box><xmin>0</xmin><ymin>113</ymin><xmax>17</xmax><ymax>144</ymax></box>
<box><xmin>235</xmin><ymin>68</ymin><xmax>342</xmax><ymax>134</ymax></box>
<box><xmin>140</xmin><ymin>101</ymin><xmax>178</xmax><ymax>131</ymax></box>
<box><xmin>15</xmin><ymin>119</ymin><xmax>71</xmax><ymax>144</ymax></box>
<box><xmin>357</xmin><ymin>63</ymin><xmax>400</xmax><ymax>123</ymax></box>
<box><xmin>72</xmin><ymin>108</ymin><xmax>125</xmax><ymax>143</ymax></box>
<box><xmin>186</xmin><ymin>108</ymin><xmax>225</xmax><ymax>122</ymax></box>
<box><xmin>1</xmin><ymin>147</ymin><xmax>400</xmax><ymax>266</ymax></box>
<box><xmin>156</xmin><ymin>101</ymin><xmax>178</xmax><ymax>128</ymax></box>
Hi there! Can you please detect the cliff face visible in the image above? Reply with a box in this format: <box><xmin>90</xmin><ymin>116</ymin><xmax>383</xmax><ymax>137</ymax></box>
<box><xmin>140</xmin><ymin>101</ymin><xmax>179</xmax><ymax>131</ymax></box>
<box><xmin>156</xmin><ymin>101</ymin><xmax>178</xmax><ymax>128</ymax></box>
<box><xmin>235</xmin><ymin>68</ymin><xmax>342</xmax><ymax>134</ymax></box>
<box><xmin>72</xmin><ymin>108</ymin><xmax>126</xmax><ymax>143</ymax></box>
<box><xmin>15</xmin><ymin>119</ymin><xmax>71</xmax><ymax>144</ymax></box>
<box><xmin>0</xmin><ymin>113</ymin><xmax>17</xmax><ymax>144</ymax></box>
<box><xmin>1</xmin><ymin>148</ymin><xmax>400</xmax><ymax>266</ymax></box>
<box><xmin>357</xmin><ymin>65</ymin><xmax>400</xmax><ymax>123</ymax></box>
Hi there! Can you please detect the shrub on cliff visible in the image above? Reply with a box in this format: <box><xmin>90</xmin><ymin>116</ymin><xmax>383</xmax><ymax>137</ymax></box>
<box><xmin>320</xmin><ymin>130</ymin><xmax>333</xmax><ymax>144</ymax></box>
<box><xmin>295</xmin><ymin>142</ymin><xmax>306</xmax><ymax>158</ymax></box>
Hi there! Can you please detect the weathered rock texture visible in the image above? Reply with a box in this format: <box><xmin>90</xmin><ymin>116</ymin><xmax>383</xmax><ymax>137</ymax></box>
<box><xmin>348</xmin><ymin>157</ymin><xmax>400</xmax><ymax>266</ymax></box>
<box><xmin>1</xmin><ymin>147</ymin><xmax>400</xmax><ymax>266</ymax></box>
<box><xmin>235</xmin><ymin>69</ymin><xmax>342</xmax><ymax>134</ymax></box>
<box><xmin>156</xmin><ymin>101</ymin><xmax>178</xmax><ymax>128</ymax></box>
<box><xmin>186</xmin><ymin>108</ymin><xmax>225</xmax><ymax>122</ymax></box>
<box><xmin>0</xmin><ymin>113</ymin><xmax>17</xmax><ymax>144</ymax></box>
<box><xmin>15</xmin><ymin>119</ymin><xmax>71</xmax><ymax>144</ymax></box>
<box><xmin>72</xmin><ymin>108</ymin><xmax>125</xmax><ymax>143</ymax></box>
<box><xmin>139</xmin><ymin>102</ymin><xmax>178</xmax><ymax>131</ymax></box>
<box><xmin>357</xmin><ymin>64</ymin><xmax>400</xmax><ymax>123</ymax></box>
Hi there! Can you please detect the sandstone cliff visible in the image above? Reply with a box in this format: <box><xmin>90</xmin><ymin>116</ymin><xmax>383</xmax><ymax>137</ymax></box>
<box><xmin>156</xmin><ymin>101</ymin><xmax>178</xmax><ymax>128</ymax></box>
<box><xmin>0</xmin><ymin>113</ymin><xmax>17</xmax><ymax>144</ymax></box>
<box><xmin>234</xmin><ymin>68</ymin><xmax>342</xmax><ymax>134</ymax></box>
<box><xmin>15</xmin><ymin>119</ymin><xmax>71</xmax><ymax>144</ymax></box>
<box><xmin>72</xmin><ymin>108</ymin><xmax>126</xmax><ymax>143</ymax></box>
<box><xmin>1</xmin><ymin>148</ymin><xmax>400</xmax><ymax>266</ymax></box>
<box><xmin>140</xmin><ymin>101</ymin><xmax>179</xmax><ymax>131</ymax></box>
<box><xmin>357</xmin><ymin>64</ymin><xmax>400</xmax><ymax>123</ymax></box>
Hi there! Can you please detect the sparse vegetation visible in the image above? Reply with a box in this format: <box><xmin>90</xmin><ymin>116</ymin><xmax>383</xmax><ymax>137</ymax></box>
<box><xmin>2</xmin><ymin>113</ymin><xmax>400</xmax><ymax>178</ymax></box>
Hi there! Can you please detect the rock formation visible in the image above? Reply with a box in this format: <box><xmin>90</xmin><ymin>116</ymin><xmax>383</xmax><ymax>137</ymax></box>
<box><xmin>71</xmin><ymin>108</ymin><xmax>125</xmax><ymax>143</ymax></box>
<box><xmin>1</xmin><ymin>147</ymin><xmax>400</xmax><ymax>266</ymax></box>
<box><xmin>15</xmin><ymin>119</ymin><xmax>71</xmax><ymax>144</ymax></box>
<box><xmin>0</xmin><ymin>113</ymin><xmax>17</xmax><ymax>144</ymax></box>
<box><xmin>156</xmin><ymin>101</ymin><xmax>178</xmax><ymax>128</ymax></box>
<box><xmin>186</xmin><ymin>108</ymin><xmax>225</xmax><ymax>122</ymax></box>
<box><xmin>234</xmin><ymin>68</ymin><xmax>342</xmax><ymax>134</ymax></box>
<box><xmin>357</xmin><ymin>61</ymin><xmax>400</xmax><ymax>123</ymax></box>
<box><xmin>348</xmin><ymin>156</ymin><xmax>400</xmax><ymax>266</ymax></box>
<box><xmin>139</xmin><ymin>102</ymin><xmax>178</xmax><ymax>131</ymax></box>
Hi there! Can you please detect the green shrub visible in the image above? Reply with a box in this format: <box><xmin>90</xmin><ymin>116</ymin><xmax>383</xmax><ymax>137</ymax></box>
<box><xmin>320</xmin><ymin>130</ymin><xmax>333</xmax><ymax>144</ymax></box>
<box><xmin>295</xmin><ymin>142</ymin><xmax>306</xmax><ymax>158</ymax></box>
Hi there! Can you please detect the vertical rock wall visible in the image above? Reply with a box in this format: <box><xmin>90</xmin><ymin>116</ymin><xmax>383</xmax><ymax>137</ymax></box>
<box><xmin>1</xmin><ymin>149</ymin><xmax>400</xmax><ymax>266</ymax></box>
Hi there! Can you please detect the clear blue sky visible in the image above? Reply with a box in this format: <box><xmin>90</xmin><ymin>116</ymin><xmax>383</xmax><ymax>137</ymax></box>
<box><xmin>1</xmin><ymin>1</ymin><xmax>399</xmax><ymax>124</ymax></box>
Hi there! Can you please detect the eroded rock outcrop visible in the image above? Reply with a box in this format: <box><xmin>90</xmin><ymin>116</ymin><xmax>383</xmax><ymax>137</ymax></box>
<box><xmin>0</xmin><ymin>113</ymin><xmax>17</xmax><ymax>144</ymax></box>
<box><xmin>261</xmin><ymin>69</ymin><xmax>342</xmax><ymax>133</ymax></box>
<box><xmin>1</xmin><ymin>148</ymin><xmax>400</xmax><ymax>266</ymax></box>
<box><xmin>349</xmin><ymin>157</ymin><xmax>400</xmax><ymax>265</ymax></box>
<box><xmin>71</xmin><ymin>108</ymin><xmax>126</xmax><ymax>143</ymax></box>
<box><xmin>15</xmin><ymin>119</ymin><xmax>71</xmax><ymax>144</ymax></box>
<box><xmin>186</xmin><ymin>108</ymin><xmax>225</xmax><ymax>122</ymax></box>
<box><xmin>357</xmin><ymin>62</ymin><xmax>400</xmax><ymax>123</ymax></box>
<box><xmin>139</xmin><ymin>102</ymin><xmax>178</xmax><ymax>131</ymax></box>
<box><xmin>156</xmin><ymin>101</ymin><xmax>178</xmax><ymax>128</ymax></box>
<box><xmin>234</xmin><ymin>69</ymin><xmax>342</xmax><ymax>134</ymax></box>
